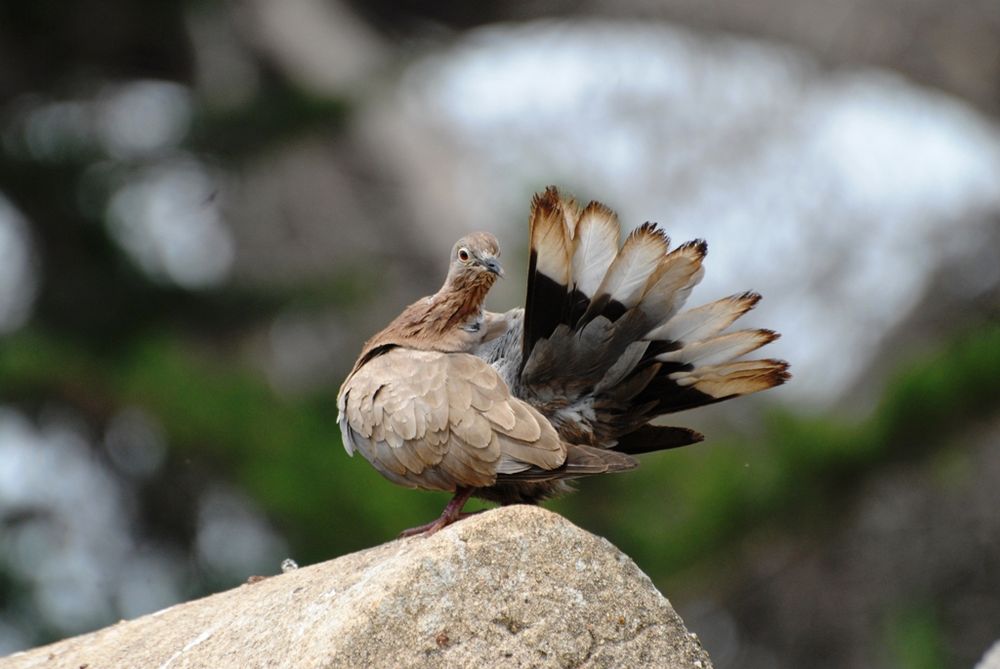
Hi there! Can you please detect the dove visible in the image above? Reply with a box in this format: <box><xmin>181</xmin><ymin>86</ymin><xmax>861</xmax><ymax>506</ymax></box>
<box><xmin>338</xmin><ymin>187</ymin><xmax>789</xmax><ymax>535</ymax></box>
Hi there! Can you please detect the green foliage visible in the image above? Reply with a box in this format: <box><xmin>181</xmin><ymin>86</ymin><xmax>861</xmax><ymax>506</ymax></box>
<box><xmin>189</xmin><ymin>82</ymin><xmax>350</xmax><ymax>160</ymax></box>
<box><xmin>884</xmin><ymin>603</ymin><xmax>947</xmax><ymax>669</ymax></box>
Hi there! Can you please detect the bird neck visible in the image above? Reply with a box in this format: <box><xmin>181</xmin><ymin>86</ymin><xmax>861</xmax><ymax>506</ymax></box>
<box><xmin>354</xmin><ymin>272</ymin><xmax>496</xmax><ymax>365</ymax></box>
<box><xmin>430</xmin><ymin>272</ymin><xmax>496</xmax><ymax>333</ymax></box>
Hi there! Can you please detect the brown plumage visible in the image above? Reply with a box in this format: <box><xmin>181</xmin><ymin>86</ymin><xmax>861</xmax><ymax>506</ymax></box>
<box><xmin>338</xmin><ymin>188</ymin><xmax>790</xmax><ymax>536</ymax></box>
<box><xmin>349</xmin><ymin>232</ymin><xmax>504</xmax><ymax>371</ymax></box>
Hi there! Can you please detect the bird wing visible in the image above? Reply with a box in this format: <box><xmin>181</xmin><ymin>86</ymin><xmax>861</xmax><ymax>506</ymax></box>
<box><xmin>337</xmin><ymin>347</ymin><xmax>566</xmax><ymax>491</ymax></box>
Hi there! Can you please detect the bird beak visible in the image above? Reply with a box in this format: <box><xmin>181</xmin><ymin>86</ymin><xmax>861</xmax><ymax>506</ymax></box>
<box><xmin>480</xmin><ymin>257</ymin><xmax>504</xmax><ymax>278</ymax></box>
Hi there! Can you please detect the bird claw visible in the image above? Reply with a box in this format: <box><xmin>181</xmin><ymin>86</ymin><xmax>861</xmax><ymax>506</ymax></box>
<box><xmin>398</xmin><ymin>487</ymin><xmax>476</xmax><ymax>538</ymax></box>
<box><xmin>398</xmin><ymin>518</ymin><xmax>448</xmax><ymax>538</ymax></box>
<box><xmin>398</xmin><ymin>510</ymin><xmax>485</xmax><ymax>538</ymax></box>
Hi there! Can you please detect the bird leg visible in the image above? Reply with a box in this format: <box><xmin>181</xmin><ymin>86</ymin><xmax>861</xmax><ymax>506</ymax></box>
<box><xmin>399</xmin><ymin>487</ymin><xmax>475</xmax><ymax>537</ymax></box>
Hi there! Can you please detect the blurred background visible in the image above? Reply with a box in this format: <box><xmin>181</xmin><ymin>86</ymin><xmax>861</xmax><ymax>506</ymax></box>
<box><xmin>1</xmin><ymin>1</ymin><xmax>998</xmax><ymax>667</ymax></box>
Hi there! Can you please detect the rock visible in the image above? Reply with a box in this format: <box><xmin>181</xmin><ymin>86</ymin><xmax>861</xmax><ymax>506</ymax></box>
<box><xmin>0</xmin><ymin>505</ymin><xmax>712</xmax><ymax>669</ymax></box>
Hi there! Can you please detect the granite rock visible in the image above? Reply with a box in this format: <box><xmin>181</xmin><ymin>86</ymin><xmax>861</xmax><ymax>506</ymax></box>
<box><xmin>0</xmin><ymin>505</ymin><xmax>711</xmax><ymax>669</ymax></box>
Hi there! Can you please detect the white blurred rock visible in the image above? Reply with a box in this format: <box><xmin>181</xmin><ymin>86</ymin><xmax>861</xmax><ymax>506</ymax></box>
<box><xmin>978</xmin><ymin>640</ymin><xmax>1000</xmax><ymax>669</ymax></box>
<box><xmin>241</xmin><ymin>0</ymin><xmax>386</xmax><ymax>93</ymax></box>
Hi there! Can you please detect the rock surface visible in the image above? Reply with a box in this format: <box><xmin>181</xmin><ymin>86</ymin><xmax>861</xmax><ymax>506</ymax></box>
<box><xmin>0</xmin><ymin>505</ymin><xmax>711</xmax><ymax>669</ymax></box>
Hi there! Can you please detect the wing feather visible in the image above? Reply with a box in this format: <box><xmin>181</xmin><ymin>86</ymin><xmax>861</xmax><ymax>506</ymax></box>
<box><xmin>338</xmin><ymin>348</ymin><xmax>567</xmax><ymax>491</ymax></box>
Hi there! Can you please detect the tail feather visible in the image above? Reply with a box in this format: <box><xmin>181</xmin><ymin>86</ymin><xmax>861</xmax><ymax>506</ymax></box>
<box><xmin>582</xmin><ymin>223</ymin><xmax>669</xmax><ymax>323</ymax></box>
<box><xmin>649</xmin><ymin>291</ymin><xmax>761</xmax><ymax>342</ymax></box>
<box><xmin>496</xmin><ymin>442</ymin><xmax>637</xmax><ymax>482</ymax></box>
<box><xmin>522</xmin><ymin>188</ymin><xmax>573</xmax><ymax>361</ymax></box>
<box><xmin>615</xmin><ymin>425</ymin><xmax>704</xmax><ymax>455</ymax></box>
<box><xmin>671</xmin><ymin>359</ymin><xmax>791</xmax><ymax>399</ymax></box>
<box><xmin>571</xmin><ymin>201</ymin><xmax>620</xmax><ymax>298</ymax></box>
<box><xmin>564</xmin><ymin>443</ymin><xmax>638</xmax><ymax>475</ymax></box>
<box><xmin>637</xmin><ymin>240</ymin><xmax>707</xmax><ymax>333</ymax></box>
<box><xmin>656</xmin><ymin>329</ymin><xmax>780</xmax><ymax>367</ymax></box>
<box><xmin>510</xmin><ymin>186</ymin><xmax>788</xmax><ymax>461</ymax></box>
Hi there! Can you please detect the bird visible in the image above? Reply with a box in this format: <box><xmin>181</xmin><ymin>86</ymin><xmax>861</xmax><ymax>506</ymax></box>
<box><xmin>337</xmin><ymin>187</ymin><xmax>789</xmax><ymax>536</ymax></box>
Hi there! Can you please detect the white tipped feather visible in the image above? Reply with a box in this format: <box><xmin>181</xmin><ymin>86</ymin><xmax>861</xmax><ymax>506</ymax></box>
<box><xmin>656</xmin><ymin>292</ymin><xmax>761</xmax><ymax>343</ymax></box>
<box><xmin>593</xmin><ymin>223</ymin><xmax>669</xmax><ymax>308</ymax></box>
<box><xmin>669</xmin><ymin>359</ymin><xmax>789</xmax><ymax>397</ymax></box>
<box><xmin>572</xmin><ymin>201</ymin><xmax>620</xmax><ymax>297</ymax></box>
<box><xmin>640</xmin><ymin>243</ymin><xmax>707</xmax><ymax>335</ymax></box>
<box><xmin>560</xmin><ymin>194</ymin><xmax>581</xmax><ymax>240</ymax></box>
<box><xmin>656</xmin><ymin>329</ymin><xmax>779</xmax><ymax>366</ymax></box>
<box><xmin>530</xmin><ymin>189</ymin><xmax>572</xmax><ymax>284</ymax></box>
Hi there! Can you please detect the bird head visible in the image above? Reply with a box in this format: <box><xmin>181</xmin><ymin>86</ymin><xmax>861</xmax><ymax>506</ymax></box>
<box><xmin>446</xmin><ymin>232</ymin><xmax>504</xmax><ymax>285</ymax></box>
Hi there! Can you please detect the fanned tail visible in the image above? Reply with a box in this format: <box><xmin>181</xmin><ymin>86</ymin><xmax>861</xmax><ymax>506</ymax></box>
<box><xmin>518</xmin><ymin>186</ymin><xmax>789</xmax><ymax>454</ymax></box>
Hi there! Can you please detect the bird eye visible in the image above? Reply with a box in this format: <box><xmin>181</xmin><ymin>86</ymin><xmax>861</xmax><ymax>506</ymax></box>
<box><xmin>458</xmin><ymin>248</ymin><xmax>470</xmax><ymax>262</ymax></box>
